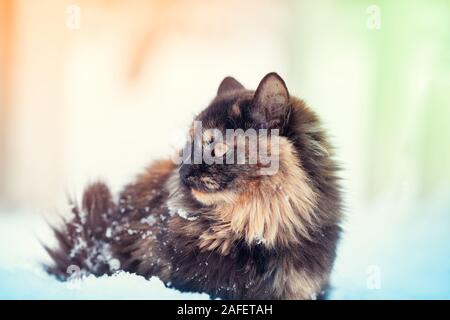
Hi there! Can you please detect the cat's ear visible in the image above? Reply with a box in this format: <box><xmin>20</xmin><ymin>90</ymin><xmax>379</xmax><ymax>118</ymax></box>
<box><xmin>217</xmin><ymin>76</ymin><xmax>245</xmax><ymax>96</ymax></box>
<box><xmin>251</xmin><ymin>72</ymin><xmax>289</xmax><ymax>127</ymax></box>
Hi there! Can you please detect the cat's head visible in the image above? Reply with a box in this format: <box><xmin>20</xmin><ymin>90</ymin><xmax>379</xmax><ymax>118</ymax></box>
<box><xmin>178</xmin><ymin>72</ymin><xmax>293</xmax><ymax>205</ymax></box>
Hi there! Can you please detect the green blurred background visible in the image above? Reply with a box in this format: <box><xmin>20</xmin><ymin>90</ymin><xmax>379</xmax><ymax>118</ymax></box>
<box><xmin>288</xmin><ymin>0</ymin><xmax>450</xmax><ymax>298</ymax></box>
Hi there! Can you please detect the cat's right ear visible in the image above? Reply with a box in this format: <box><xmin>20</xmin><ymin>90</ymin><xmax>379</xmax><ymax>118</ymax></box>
<box><xmin>217</xmin><ymin>77</ymin><xmax>245</xmax><ymax>96</ymax></box>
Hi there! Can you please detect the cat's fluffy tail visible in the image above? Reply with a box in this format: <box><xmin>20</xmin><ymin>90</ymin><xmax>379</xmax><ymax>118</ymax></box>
<box><xmin>44</xmin><ymin>181</ymin><xmax>118</xmax><ymax>280</ymax></box>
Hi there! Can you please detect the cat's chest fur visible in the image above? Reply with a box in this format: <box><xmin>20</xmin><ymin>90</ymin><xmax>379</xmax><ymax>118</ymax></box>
<box><xmin>110</xmin><ymin>160</ymin><xmax>331</xmax><ymax>299</ymax></box>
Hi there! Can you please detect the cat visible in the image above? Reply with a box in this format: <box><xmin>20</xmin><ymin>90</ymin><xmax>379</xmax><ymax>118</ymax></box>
<box><xmin>45</xmin><ymin>72</ymin><xmax>342</xmax><ymax>300</ymax></box>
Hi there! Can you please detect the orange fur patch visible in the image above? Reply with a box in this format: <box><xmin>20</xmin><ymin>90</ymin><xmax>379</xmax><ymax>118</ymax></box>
<box><xmin>271</xmin><ymin>257</ymin><xmax>325</xmax><ymax>299</ymax></box>
<box><xmin>191</xmin><ymin>189</ymin><xmax>236</xmax><ymax>206</ymax></box>
<box><xmin>214</xmin><ymin>137</ymin><xmax>317</xmax><ymax>248</ymax></box>
<box><xmin>167</xmin><ymin>136</ymin><xmax>318</xmax><ymax>253</ymax></box>
<box><xmin>230</xmin><ymin>104</ymin><xmax>241</xmax><ymax>117</ymax></box>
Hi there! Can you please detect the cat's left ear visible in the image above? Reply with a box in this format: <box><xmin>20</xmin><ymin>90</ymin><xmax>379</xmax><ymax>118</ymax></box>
<box><xmin>217</xmin><ymin>76</ymin><xmax>245</xmax><ymax>96</ymax></box>
<box><xmin>251</xmin><ymin>72</ymin><xmax>290</xmax><ymax>127</ymax></box>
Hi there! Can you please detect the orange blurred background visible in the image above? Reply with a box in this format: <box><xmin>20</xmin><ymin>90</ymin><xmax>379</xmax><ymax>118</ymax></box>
<box><xmin>0</xmin><ymin>0</ymin><xmax>290</xmax><ymax>212</ymax></box>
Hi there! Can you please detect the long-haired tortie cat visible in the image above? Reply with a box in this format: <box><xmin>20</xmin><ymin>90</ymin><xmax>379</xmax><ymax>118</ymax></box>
<box><xmin>45</xmin><ymin>72</ymin><xmax>342</xmax><ymax>300</ymax></box>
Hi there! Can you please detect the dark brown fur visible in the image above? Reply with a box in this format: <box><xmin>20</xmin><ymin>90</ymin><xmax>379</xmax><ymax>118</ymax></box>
<box><xmin>45</xmin><ymin>73</ymin><xmax>342</xmax><ymax>300</ymax></box>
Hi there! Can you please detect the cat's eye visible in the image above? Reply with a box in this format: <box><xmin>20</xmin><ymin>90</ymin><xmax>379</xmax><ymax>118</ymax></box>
<box><xmin>213</xmin><ymin>142</ymin><xmax>229</xmax><ymax>158</ymax></box>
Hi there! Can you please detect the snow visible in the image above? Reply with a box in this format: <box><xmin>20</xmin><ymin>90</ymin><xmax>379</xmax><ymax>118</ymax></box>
<box><xmin>140</xmin><ymin>215</ymin><xmax>157</xmax><ymax>226</ymax></box>
<box><xmin>329</xmin><ymin>194</ymin><xmax>450</xmax><ymax>299</ymax></box>
<box><xmin>168</xmin><ymin>206</ymin><xmax>198</xmax><ymax>221</ymax></box>
<box><xmin>0</xmin><ymin>211</ymin><xmax>208</xmax><ymax>300</ymax></box>
<box><xmin>0</xmin><ymin>196</ymin><xmax>449</xmax><ymax>299</ymax></box>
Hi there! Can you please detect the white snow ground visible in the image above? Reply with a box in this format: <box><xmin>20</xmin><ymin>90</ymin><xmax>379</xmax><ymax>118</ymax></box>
<box><xmin>0</xmin><ymin>198</ymin><xmax>449</xmax><ymax>299</ymax></box>
<box><xmin>0</xmin><ymin>211</ymin><xmax>208</xmax><ymax>299</ymax></box>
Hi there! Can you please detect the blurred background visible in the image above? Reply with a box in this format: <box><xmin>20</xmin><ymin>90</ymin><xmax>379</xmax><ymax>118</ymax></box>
<box><xmin>0</xmin><ymin>0</ymin><xmax>449</xmax><ymax>299</ymax></box>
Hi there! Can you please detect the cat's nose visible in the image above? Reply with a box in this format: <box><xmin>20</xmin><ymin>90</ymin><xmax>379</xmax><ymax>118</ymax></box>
<box><xmin>180</xmin><ymin>164</ymin><xmax>192</xmax><ymax>182</ymax></box>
